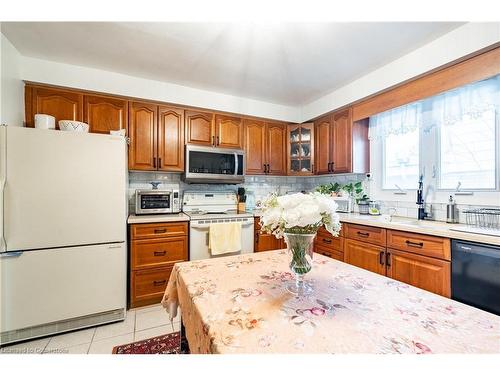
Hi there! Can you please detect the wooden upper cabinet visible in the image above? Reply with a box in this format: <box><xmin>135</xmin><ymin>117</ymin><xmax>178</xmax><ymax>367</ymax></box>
<box><xmin>332</xmin><ymin>108</ymin><xmax>353</xmax><ymax>174</ymax></box>
<box><xmin>84</xmin><ymin>95</ymin><xmax>128</xmax><ymax>134</ymax></box>
<box><xmin>158</xmin><ymin>106</ymin><xmax>185</xmax><ymax>172</ymax></box>
<box><xmin>244</xmin><ymin>119</ymin><xmax>266</xmax><ymax>174</ymax></box>
<box><xmin>387</xmin><ymin>248</ymin><xmax>451</xmax><ymax>297</ymax></box>
<box><xmin>215</xmin><ymin>115</ymin><xmax>243</xmax><ymax>149</ymax></box>
<box><xmin>344</xmin><ymin>238</ymin><xmax>386</xmax><ymax>276</ymax></box>
<box><xmin>244</xmin><ymin>120</ymin><xmax>286</xmax><ymax>175</ymax></box>
<box><xmin>314</xmin><ymin>115</ymin><xmax>333</xmax><ymax>174</ymax></box>
<box><xmin>287</xmin><ymin>123</ymin><xmax>315</xmax><ymax>175</ymax></box>
<box><xmin>26</xmin><ymin>86</ymin><xmax>83</xmax><ymax>129</ymax></box>
<box><xmin>128</xmin><ymin>102</ymin><xmax>157</xmax><ymax>171</ymax></box>
<box><xmin>266</xmin><ymin>122</ymin><xmax>286</xmax><ymax>175</ymax></box>
<box><xmin>185</xmin><ymin>110</ymin><xmax>214</xmax><ymax>146</ymax></box>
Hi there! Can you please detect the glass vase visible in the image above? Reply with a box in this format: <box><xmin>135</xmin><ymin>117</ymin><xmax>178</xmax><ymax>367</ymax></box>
<box><xmin>284</xmin><ymin>232</ymin><xmax>316</xmax><ymax>296</ymax></box>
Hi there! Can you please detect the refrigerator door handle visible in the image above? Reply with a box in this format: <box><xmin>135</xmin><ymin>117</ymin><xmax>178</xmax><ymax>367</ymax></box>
<box><xmin>0</xmin><ymin>125</ymin><xmax>7</xmax><ymax>252</ymax></box>
<box><xmin>0</xmin><ymin>251</ymin><xmax>22</xmax><ymax>258</ymax></box>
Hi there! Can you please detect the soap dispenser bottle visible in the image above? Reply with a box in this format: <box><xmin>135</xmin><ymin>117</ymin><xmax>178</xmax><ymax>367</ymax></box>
<box><xmin>446</xmin><ymin>195</ymin><xmax>458</xmax><ymax>224</ymax></box>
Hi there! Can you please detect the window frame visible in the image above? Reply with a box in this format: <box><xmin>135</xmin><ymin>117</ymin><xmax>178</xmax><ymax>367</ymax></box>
<box><xmin>380</xmin><ymin>126</ymin><xmax>423</xmax><ymax>192</ymax></box>
<box><xmin>434</xmin><ymin>109</ymin><xmax>500</xmax><ymax>192</ymax></box>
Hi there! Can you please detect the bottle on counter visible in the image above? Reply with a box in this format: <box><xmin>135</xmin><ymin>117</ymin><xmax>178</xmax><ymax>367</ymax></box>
<box><xmin>446</xmin><ymin>195</ymin><xmax>459</xmax><ymax>224</ymax></box>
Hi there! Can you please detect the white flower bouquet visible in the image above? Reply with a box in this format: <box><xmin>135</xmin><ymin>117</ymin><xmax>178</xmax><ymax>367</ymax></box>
<box><xmin>259</xmin><ymin>192</ymin><xmax>342</xmax><ymax>238</ymax></box>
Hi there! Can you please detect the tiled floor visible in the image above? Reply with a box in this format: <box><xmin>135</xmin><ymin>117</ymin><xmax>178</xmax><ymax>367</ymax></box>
<box><xmin>0</xmin><ymin>304</ymin><xmax>180</xmax><ymax>354</ymax></box>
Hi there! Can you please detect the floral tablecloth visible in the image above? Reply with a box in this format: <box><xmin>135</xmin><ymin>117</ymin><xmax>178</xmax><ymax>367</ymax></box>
<box><xmin>161</xmin><ymin>250</ymin><xmax>500</xmax><ymax>354</ymax></box>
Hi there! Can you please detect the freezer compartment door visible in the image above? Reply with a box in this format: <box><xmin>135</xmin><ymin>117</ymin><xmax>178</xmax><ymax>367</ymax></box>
<box><xmin>2</xmin><ymin>126</ymin><xmax>126</xmax><ymax>251</ymax></box>
<box><xmin>1</xmin><ymin>243</ymin><xmax>126</xmax><ymax>332</ymax></box>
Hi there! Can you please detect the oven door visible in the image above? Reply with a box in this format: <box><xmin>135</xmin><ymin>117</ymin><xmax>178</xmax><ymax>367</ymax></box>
<box><xmin>135</xmin><ymin>190</ymin><xmax>172</xmax><ymax>214</ymax></box>
<box><xmin>189</xmin><ymin>217</ymin><xmax>254</xmax><ymax>260</ymax></box>
<box><xmin>184</xmin><ymin>145</ymin><xmax>244</xmax><ymax>184</ymax></box>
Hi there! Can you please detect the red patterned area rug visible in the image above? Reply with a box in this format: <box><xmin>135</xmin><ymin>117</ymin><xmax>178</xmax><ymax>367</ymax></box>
<box><xmin>112</xmin><ymin>331</ymin><xmax>189</xmax><ymax>354</ymax></box>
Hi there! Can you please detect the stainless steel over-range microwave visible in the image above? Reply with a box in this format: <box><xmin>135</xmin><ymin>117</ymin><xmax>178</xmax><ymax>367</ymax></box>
<box><xmin>135</xmin><ymin>189</ymin><xmax>180</xmax><ymax>215</ymax></box>
<box><xmin>183</xmin><ymin>144</ymin><xmax>245</xmax><ymax>184</ymax></box>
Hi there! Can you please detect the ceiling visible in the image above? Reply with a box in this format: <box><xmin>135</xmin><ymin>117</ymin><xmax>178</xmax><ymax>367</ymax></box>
<box><xmin>2</xmin><ymin>22</ymin><xmax>463</xmax><ymax>106</ymax></box>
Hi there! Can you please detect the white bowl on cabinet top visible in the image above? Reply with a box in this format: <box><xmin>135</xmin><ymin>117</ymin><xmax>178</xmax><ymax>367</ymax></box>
<box><xmin>58</xmin><ymin>120</ymin><xmax>90</xmax><ymax>132</ymax></box>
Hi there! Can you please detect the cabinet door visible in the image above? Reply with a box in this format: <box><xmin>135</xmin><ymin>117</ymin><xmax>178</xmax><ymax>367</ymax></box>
<box><xmin>344</xmin><ymin>239</ymin><xmax>386</xmax><ymax>275</ymax></box>
<box><xmin>215</xmin><ymin>115</ymin><xmax>243</xmax><ymax>149</ymax></box>
<box><xmin>128</xmin><ymin>102</ymin><xmax>158</xmax><ymax>171</ymax></box>
<box><xmin>387</xmin><ymin>249</ymin><xmax>451</xmax><ymax>297</ymax></box>
<box><xmin>185</xmin><ymin>110</ymin><xmax>214</xmax><ymax>146</ymax></box>
<box><xmin>244</xmin><ymin>119</ymin><xmax>266</xmax><ymax>174</ymax></box>
<box><xmin>314</xmin><ymin>115</ymin><xmax>333</xmax><ymax>174</ymax></box>
<box><xmin>84</xmin><ymin>95</ymin><xmax>128</xmax><ymax>134</ymax></box>
<box><xmin>254</xmin><ymin>218</ymin><xmax>285</xmax><ymax>252</ymax></box>
<box><xmin>266</xmin><ymin>122</ymin><xmax>287</xmax><ymax>175</ymax></box>
<box><xmin>287</xmin><ymin>123</ymin><xmax>315</xmax><ymax>175</ymax></box>
<box><xmin>158</xmin><ymin>106</ymin><xmax>184</xmax><ymax>172</ymax></box>
<box><xmin>332</xmin><ymin>108</ymin><xmax>352</xmax><ymax>173</ymax></box>
<box><xmin>28</xmin><ymin>86</ymin><xmax>83</xmax><ymax>129</ymax></box>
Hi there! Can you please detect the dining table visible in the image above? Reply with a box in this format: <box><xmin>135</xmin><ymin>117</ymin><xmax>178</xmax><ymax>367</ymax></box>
<box><xmin>161</xmin><ymin>250</ymin><xmax>500</xmax><ymax>354</ymax></box>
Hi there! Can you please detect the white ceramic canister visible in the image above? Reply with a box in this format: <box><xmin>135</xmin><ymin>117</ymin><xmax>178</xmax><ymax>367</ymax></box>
<box><xmin>34</xmin><ymin>114</ymin><xmax>56</xmax><ymax>129</ymax></box>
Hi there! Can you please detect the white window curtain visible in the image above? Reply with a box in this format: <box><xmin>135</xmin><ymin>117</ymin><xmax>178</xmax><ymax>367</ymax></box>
<box><xmin>369</xmin><ymin>74</ymin><xmax>500</xmax><ymax>140</ymax></box>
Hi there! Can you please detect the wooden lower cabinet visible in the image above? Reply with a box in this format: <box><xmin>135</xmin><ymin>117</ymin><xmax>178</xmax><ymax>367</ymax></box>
<box><xmin>314</xmin><ymin>226</ymin><xmax>344</xmax><ymax>261</ymax></box>
<box><xmin>254</xmin><ymin>217</ymin><xmax>285</xmax><ymax>252</ymax></box>
<box><xmin>131</xmin><ymin>265</ymin><xmax>174</xmax><ymax>307</ymax></box>
<box><xmin>387</xmin><ymin>248</ymin><xmax>451</xmax><ymax>297</ymax></box>
<box><xmin>344</xmin><ymin>238</ymin><xmax>386</xmax><ymax>276</ymax></box>
<box><xmin>129</xmin><ymin>222</ymin><xmax>188</xmax><ymax>308</ymax></box>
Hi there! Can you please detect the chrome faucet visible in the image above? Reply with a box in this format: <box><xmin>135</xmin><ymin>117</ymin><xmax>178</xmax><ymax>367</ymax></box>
<box><xmin>416</xmin><ymin>174</ymin><xmax>432</xmax><ymax>220</ymax></box>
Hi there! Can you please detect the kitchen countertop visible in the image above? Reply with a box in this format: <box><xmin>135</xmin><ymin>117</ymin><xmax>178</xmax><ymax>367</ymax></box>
<box><xmin>253</xmin><ymin>210</ymin><xmax>500</xmax><ymax>246</ymax></box>
<box><xmin>127</xmin><ymin>212</ymin><xmax>191</xmax><ymax>224</ymax></box>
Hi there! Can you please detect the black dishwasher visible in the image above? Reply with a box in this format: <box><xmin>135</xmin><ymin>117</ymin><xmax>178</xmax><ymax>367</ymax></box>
<box><xmin>452</xmin><ymin>240</ymin><xmax>500</xmax><ymax>315</ymax></box>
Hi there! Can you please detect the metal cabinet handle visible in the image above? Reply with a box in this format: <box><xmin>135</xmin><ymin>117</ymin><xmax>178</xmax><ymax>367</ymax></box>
<box><xmin>212</xmin><ymin>135</ymin><xmax>215</xmax><ymax>146</ymax></box>
<box><xmin>216</xmin><ymin>136</ymin><xmax>219</xmax><ymax>146</ymax></box>
<box><xmin>322</xmin><ymin>238</ymin><xmax>332</xmax><ymax>244</ymax></box>
<box><xmin>386</xmin><ymin>252</ymin><xmax>392</xmax><ymax>267</ymax></box>
<box><xmin>154</xmin><ymin>251</ymin><xmax>166</xmax><ymax>256</ymax></box>
<box><xmin>405</xmin><ymin>240</ymin><xmax>424</xmax><ymax>248</ymax></box>
<box><xmin>255</xmin><ymin>232</ymin><xmax>259</xmax><ymax>244</ymax></box>
<box><xmin>331</xmin><ymin>162</ymin><xmax>334</xmax><ymax>172</ymax></box>
<box><xmin>379</xmin><ymin>251</ymin><xmax>385</xmax><ymax>265</ymax></box>
<box><xmin>154</xmin><ymin>228</ymin><xmax>167</xmax><ymax>234</ymax></box>
<box><xmin>158</xmin><ymin>157</ymin><xmax>162</xmax><ymax>168</ymax></box>
<box><xmin>357</xmin><ymin>231</ymin><xmax>370</xmax><ymax>237</ymax></box>
<box><xmin>153</xmin><ymin>157</ymin><xmax>157</xmax><ymax>168</ymax></box>
<box><xmin>153</xmin><ymin>280</ymin><xmax>166</xmax><ymax>286</ymax></box>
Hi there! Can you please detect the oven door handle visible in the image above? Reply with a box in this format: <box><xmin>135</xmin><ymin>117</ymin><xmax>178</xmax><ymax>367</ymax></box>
<box><xmin>190</xmin><ymin>222</ymin><xmax>254</xmax><ymax>230</ymax></box>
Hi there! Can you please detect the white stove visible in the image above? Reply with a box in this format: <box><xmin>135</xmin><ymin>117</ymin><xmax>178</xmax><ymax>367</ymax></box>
<box><xmin>183</xmin><ymin>191</ymin><xmax>255</xmax><ymax>260</ymax></box>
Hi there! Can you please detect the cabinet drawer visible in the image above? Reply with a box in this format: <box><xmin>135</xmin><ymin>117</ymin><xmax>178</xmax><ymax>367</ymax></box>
<box><xmin>315</xmin><ymin>233</ymin><xmax>343</xmax><ymax>252</ymax></box>
<box><xmin>131</xmin><ymin>266</ymin><xmax>173</xmax><ymax>307</ymax></box>
<box><xmin>345</xmin><ymin>223</ymin><xmax>386</xmax><ymax>246</ymax></box>
<box><xmin>317</xmin><ymin>226</ymin><xmax>343</xmax><ymax>238</ymax></box>
<box><xmin>130</xmin><ymin>222</ymin><xmax>188</xmax><ymax>240</ymax></box>
<box><xmin>131</xmin><ymin>237</ymin><xmax>188</xmax><ymax>270</ymax></box>
<box><xmin>315</xmin><ymin>244</ymin><xmax>344</xmax><ymax>262</ymax></box>
<box><xmin>387</xmin><ymin>230</ymin><xmax>450</xmax><ymax>260</ymax></box>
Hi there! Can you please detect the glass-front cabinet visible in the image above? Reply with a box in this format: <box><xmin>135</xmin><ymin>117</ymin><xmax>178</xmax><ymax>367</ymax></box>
<box><xmin>287</xmin><ymin>123</ymin><xmax>315</xmax><ymax>175</ymax></box>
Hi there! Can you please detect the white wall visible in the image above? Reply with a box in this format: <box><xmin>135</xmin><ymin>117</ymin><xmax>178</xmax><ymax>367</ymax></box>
<box><xmin>0</xmin><ymin>32</ymin><xmax>24</xmax><ymax>126</ymax></box>
<box><xmin>20</xmin><ymin>56</ymin><xmax>301</xmax><ymax>123</ymax></box>
<box><xmin>300</xmin><ymin>22</ymin><xmax>500</xmax><ymax>122</ymax></box>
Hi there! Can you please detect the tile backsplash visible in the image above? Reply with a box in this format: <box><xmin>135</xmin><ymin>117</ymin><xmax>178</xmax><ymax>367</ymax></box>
<box><xmin>128</xmin><ymin>172</ymin><xmax>497</xmax><ymax>223</ymax></box>
<box><xmin>128</xmin><ymin>172</ymin><xmax>365</xmax><ymax>213</ymax></box>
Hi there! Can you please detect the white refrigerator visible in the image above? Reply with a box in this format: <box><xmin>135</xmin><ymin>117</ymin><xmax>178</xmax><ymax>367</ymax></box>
<box><xmin>0</xmin><ymin>126</ymin><xmax>127</xmax><ymax>345</ymax></box>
